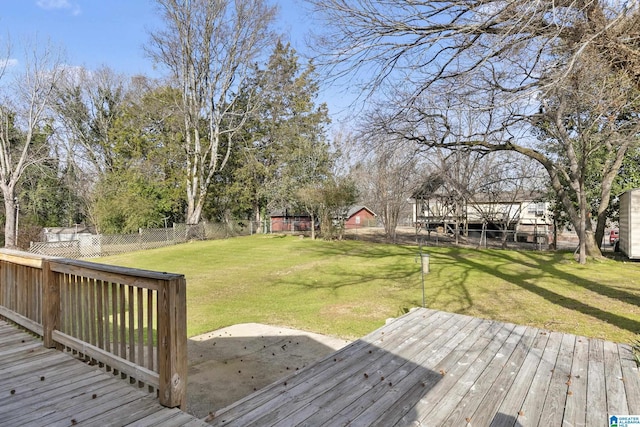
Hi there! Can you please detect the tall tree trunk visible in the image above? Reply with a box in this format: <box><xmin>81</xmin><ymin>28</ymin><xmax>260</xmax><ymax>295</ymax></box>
<box><xmin>253</xmin><ymin>203</ymin><xmax>262</xmax><ymax>234</ymax></box>
<box><xmin>2</xmin><ymin>188</ymin><xmax>17</xmax><ymax>248</ymax></box>
<box><xmin>186</xmin><ymin>197</ymin><xmax>204</xmax><ymax>225</ymax></box>
<box><xmin>310</xmin><ymin>211</ymin><xmax>316</xmax><ymax>240</ymax></box>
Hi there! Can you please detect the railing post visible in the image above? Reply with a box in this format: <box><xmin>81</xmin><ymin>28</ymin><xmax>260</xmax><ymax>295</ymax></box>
<box><xmin>157</xmin><ymin>276</ymin><xmax>187</xmax><ymax>408</ymax></box>
<box><xmin>42</xmin><ymin>259</ymin><xmax>59</xmax><ymax>348</ymax></box>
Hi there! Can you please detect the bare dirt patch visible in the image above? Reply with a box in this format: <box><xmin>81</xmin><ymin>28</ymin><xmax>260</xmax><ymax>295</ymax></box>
<box><xmin>186</xmin><ymin>323</ymin><xmax>350</xmax><ymax>420</ymax></box>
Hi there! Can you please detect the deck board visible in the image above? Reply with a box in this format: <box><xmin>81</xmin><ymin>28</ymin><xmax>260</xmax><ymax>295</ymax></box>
<box><xmin>460</xmin><ymin>325</ymin><xmax>538</xmax><ymax>426</ymax></box>
<box><xmin>207</xmin><ymin>308</ymin><xmax>640</xmax><ymax>427</ymax></box>
<box><xmin>380</xmin><ymin>317</ymin><xmax>495</xmax><ymax>426</ymax></box>
<box><xmin>604</xmin><ymin>340</ymin><xmax>629</xmax><ymax>416</ymax></box>
<box><xmin>344</xmin><ymin>316</ymin><xmax>485</xmax><ymax>427</ymax></box>
<box><xmin>586</xmin><ymin>338</ymin><xmax>608</xmax><ymax>427</ymax></box>
<box><xmin>0</xmin><ymin>320</ymin><xmax>208</xmax><ymax>427</ymax></box>
<box><xmin>620</xmin><ymin>343</ymin><xmax>640</xmax><ymax>414</ymax></box>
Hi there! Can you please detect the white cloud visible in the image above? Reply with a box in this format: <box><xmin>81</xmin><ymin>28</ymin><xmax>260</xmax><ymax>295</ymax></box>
<box><xmin>36</xmin><ymin>0</ymin><xmax>81</xmax><ymax>15</ymax></box>
<box><xmin>0</xmin><ymin>58</ymin><xmax>19</xmax><ymax>68</ymax></box>
<box><xmin>36</xmin><ymin>0</ymin><xmax>71</xmax><ymax>9</ymax></box>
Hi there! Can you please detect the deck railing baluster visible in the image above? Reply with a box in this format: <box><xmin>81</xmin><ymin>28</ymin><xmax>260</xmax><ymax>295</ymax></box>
<box><xmin>0</xmin><ymin>249</ymin><xmax>187</xmax><ymax>409</ymax></box>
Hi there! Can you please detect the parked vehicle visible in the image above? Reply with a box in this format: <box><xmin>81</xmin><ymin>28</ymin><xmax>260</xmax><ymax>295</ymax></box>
<box><xmin>609</xmin><ymin>229</ymin><xmax>619</xmax><ymax>245</ymax></box>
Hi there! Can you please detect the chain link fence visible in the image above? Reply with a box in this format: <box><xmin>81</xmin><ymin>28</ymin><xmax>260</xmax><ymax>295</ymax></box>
<box><xmin>29</xmin><ymin>221</ymin><xmax>256</xmax><ymax>259</ymax></box>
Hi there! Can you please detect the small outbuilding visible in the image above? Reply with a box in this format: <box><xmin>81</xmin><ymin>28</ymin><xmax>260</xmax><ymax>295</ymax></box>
<box><xmin>269</xmin><ymin>211</ymin><xmax>314</xmax><ymax>233</ymax></box>
<box><xmin>344</xmin><ymin>206</ymin><xmax>377</xmax><ymax>229</ymax></box>
<box><xmin>619</xmin><ymin>188</ymin><xmax>640</xmax><ymax>259</ymax></box>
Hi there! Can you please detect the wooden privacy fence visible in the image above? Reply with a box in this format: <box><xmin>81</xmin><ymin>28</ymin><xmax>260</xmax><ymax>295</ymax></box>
<box><xmin>0</xmin><ymin>249</ymin><xmax>187</xmax><ymax>408</ymax></box>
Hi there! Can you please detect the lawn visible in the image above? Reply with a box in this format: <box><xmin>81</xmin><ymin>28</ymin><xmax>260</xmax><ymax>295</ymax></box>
<box><xmin>99</xmin><ymin>234</ymin><xmax>640</xmax><ymax>344</ymax></box>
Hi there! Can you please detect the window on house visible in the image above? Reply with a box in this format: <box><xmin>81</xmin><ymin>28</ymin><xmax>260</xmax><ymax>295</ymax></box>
<box><xmin>527</xmin><ymin>202</ymin><xmax>546</xmax><ymax>216</ymax></box>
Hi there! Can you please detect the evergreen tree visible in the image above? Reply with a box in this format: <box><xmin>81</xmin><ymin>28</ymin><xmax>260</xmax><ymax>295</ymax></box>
<box><xmin>208</xmin><ymin>41</ymin><xmax>333</xmax><ymax>230</ymax></box>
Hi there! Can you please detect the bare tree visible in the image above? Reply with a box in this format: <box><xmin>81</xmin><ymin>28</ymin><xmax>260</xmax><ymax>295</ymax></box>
<box><xmin>52</xmin><ymin>66</ymin><xmax>137</xmax><ymax>230</ymax></box>
<box><xmin>54</xmin><ymin>66</ymin><xmax>133</xmax><ymax>177</ymax></box>
<box><xmin>463</xmin><ymin>153</ymin><xmax>546</xmax><ymax>249</ymax></box>
<box><xmin>147</xmin><ymin>0</ymin><xmax>277</xmax><ymax>225</ymax></box>
<box><xmin>0</xmin><ymin>40</ymin><xmax>65</xmax><ymax>247</ymax></box>
<box><xmin>310</xmin><ymin>0</ymin><xmax>640</xmax><ymax>262</ymax></box>
<box><xmin>354</xmin><ymin>134</ymin><xmax>424</xmax><ymax>242</ymax></box>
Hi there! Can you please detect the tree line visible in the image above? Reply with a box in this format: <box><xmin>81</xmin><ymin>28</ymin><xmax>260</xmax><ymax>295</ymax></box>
<box><xmin>310</xmin><ymin>0</ymin><xmax>640</xmax><ymax>263</ymax></box>
<box><xmin>0</xmin><ymin>0</ymin><xmax>355</xmax><ymax>248</ymax></box>
<box><xmin>3</xmin><ymin>0</ymin><xmax>640</xmax><ymax>264</ymax></box>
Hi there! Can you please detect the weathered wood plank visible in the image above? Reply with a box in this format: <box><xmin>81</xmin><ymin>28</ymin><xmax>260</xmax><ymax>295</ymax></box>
<box><xmin>0</xmin><ymin>357</ymin><xmax>82</xmax><ymax>393</ymax></box>
<box><xmin>45</xmin><ymin>387</ymin><xmax>146</xmax><ymax>427</ymax></box>
<box><xmin>619</xmin><ymin>343</ymin><xmax>640</xmax><ymax>414</ymax></box>
<box><xmin>52</xmin><ymin>330</ymin><xmax>160</xmax><ymax>386</ymax></box>
<box><xmin>2</xmin><ymin>379</ymin><xmax>131</xmax><ymax>425</ymax></box>
<box><xmin>205</xmin><ymin>308</ymin><xmax>640</xmax><ymax>427</ymax></box>
<box><xmin>84</xmin><ymin>398</ymin><xmax>167</xmax><ymax>426</ymax></box>
<box><xmin>538</xmin><ymin>332</ymin><xmax>575</xmax><ymax>425</ymax></box>
<box><xmin>6</xmin><ymin>304</ymin><xmax>639</xmax><ymax>427</ymax></box>
<box><xmin>586</xmin><ymin>338</ymin><xmax>607</xmax><ymax>427</ymax></box>
<box><xmin>400</xmin><ymin>320</ymin><xmax>507</xmax><ymax>426</ymax></box>
<box><xmin>0</xmin><ymin>249</ymin><xmax>45</xmax><ymax>268</ymax></box>
<box><xmin>515</xmin><ymin>331</ymin><xmax>562</xmax><ymax>425</ymax></box>
<box><xmin>440</xmin><ymin>324</ymin><xmax>529</xmax><ymax>426</ymax></box>
<box><xmin>0</xmin><ymin>349</ymin><xmax>71</xmax><ymax>380</ymax></box>
<box><xmin>235</xmin><ymin>311</ymin><xmax>450</xmax><ymax>426</ymax></box>
<box><xmin>42</xmin><ymin>259</ymin><xmax>59</xmax><ymax>348</ymax></box>
<box><xmin>416</xmin><ymin>322</ymin><xmax>517</xmax><ymax>425</ymax></box>
<box><xmin>562</xmin><ymin>335</ymin><xmax>589</xmax><ymax>427</ymax></box>
<box><xmin>157</xmin><ymin>276</ymin><xmax>188</xmax><ymax>408</ymax></box>
<box><xmin>130</xmin><ymin>408</ymin><xmax>187</xmax><ymax>426</ymax></box>
<box><xmin>0</xmin><ymin>369</ymin><xmax>106</xmax><ymax>412</ymax></box>
<box><xmin>462</xmin><ymin>325</ymin><xmax>539</xmax><ymax>426</ymax></box>
<box><xmin>275</xmin><ymin>311</ymin><xmax>449</xmax><ymax>425</ymax></box>
<box><xmin>346</xmin><ymin>316</ymin><xmax>488</xmax><ymax>427</ymax></box>
<box><xmin>0</xmin><ymin>329</ymin><xmax>42</xmax><ymax>348</ymax></box>
<box><xmin>374</xmin><ymin>317</ymin><xmax>496</xmax><ymax>427</ymax></box>
<box><xmin>0</xmin><ymin>305</ymin><xmax>43</xmax><ymax>336</ymax></box>
<box><xmin>49</xmin><ymin>258</ymin><xmax>182</xmax><ymax>291</ymax></box>
<box><xmin>0</xmin><ymin>320</ymin><xmax>205</xmax><ymax>427</ymax></box>
<box><xmin>208</xmin><ymin>308</ymin><xmax>441</xmax><ymax>426</ymax></box>
<box><xmin>294</xmin><ymin>313</ymin><xmax>478</xmax><ymax>426</ymax></box>
<box><xmin>154</xmin><ymin>412</ymin><xmax>207</xmax><ymax>427</ymax></box>
<box><xmin>0</xmin><ymin>340</ymin><xmax>41</xmax><ymax>358</ymax></box>
<box><xmin>604</xmin><ymin>340</ymin><xmax>628</xmax><ymax>416</ymax></box>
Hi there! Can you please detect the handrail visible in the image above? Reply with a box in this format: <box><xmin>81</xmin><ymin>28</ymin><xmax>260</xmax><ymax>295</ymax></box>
<box><xmin>0</xmin><ymin>249</ymin><xmax>187</xmax><ymax>408</ymax></box>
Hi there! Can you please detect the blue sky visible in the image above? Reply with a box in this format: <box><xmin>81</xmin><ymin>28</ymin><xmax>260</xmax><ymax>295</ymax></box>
<box><xmin>0</xmin><ymin>0</ymin><xmax>313</xmax><ymax>76</ymax></box>
<box><xmin>0</xmin><ymin>0</ymin><xmax>354</xmax><ymax>124</ymax></box>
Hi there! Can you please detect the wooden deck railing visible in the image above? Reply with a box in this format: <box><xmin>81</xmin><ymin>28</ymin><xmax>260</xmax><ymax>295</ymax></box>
<box><xmin>0</xmin><ymin>249</ymin><xmax>187</xmax><ymax>408</ymax></box>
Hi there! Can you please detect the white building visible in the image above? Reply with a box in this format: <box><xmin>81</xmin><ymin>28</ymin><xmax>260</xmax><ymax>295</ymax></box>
<box><xmin>411</xmin><ymin>177</ymin><xmax>552</xmax><ymax>244</ymax></box>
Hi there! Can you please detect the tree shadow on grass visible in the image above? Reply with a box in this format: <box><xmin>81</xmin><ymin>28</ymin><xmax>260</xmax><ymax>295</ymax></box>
<box><xmin>273</xmin><ymin>242</ymin><xmax>476</xmax><ymax>317</ymax></box>
<box><xmin>272</xmin><ymin>238</ymin><xmax>640</xmax><ymax>337</ymax></box>
<box><xmin>447</xmin><ymin>249</ymin><xmax>640</xmax><ymax>336</ymax></box>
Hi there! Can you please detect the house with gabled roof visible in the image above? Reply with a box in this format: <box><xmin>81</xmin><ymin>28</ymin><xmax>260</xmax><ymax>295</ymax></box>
<box><xmin>344</xmin><ymin>206</ymin><xmax>377</xmax><ymax>229</ymax></box>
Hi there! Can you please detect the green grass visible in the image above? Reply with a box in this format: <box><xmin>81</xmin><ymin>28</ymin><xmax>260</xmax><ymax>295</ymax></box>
<box><xmin>98</xmin><ymin>234</ymin><xmax>640</xmax><ymax>343</ymax></box>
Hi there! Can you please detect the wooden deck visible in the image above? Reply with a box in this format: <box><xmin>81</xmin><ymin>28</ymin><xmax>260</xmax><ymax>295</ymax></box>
<box><xmin>0</xmin><ymin>319</ymin><xmax>208</xmax><ymax>427</ymax></box>
<box><xmin>207</xmin><ymin>308</ymin><xmax>640</xmax><ymax>426</ymax></box>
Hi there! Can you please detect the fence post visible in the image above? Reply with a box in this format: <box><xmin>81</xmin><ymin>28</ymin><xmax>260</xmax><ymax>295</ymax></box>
<box><xmin>42</xmin><ymin>259</ymin><xmax>59</xmax><ymax>348</ymax></box>
<box><xmin>157</xmin><ymin>276</ymin><xmax>187</xmax><ymax>408</ymax></box>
